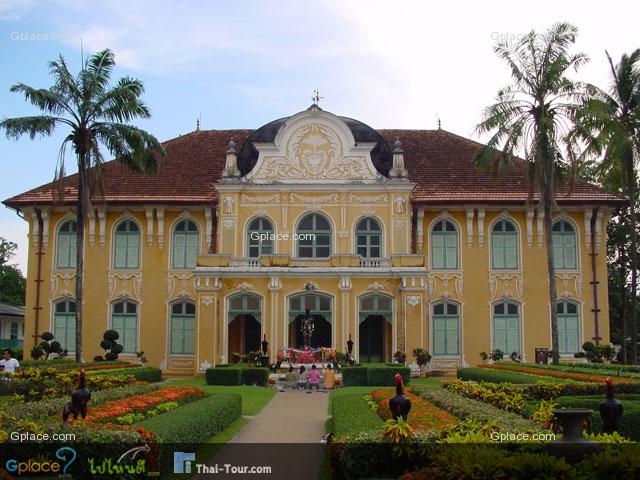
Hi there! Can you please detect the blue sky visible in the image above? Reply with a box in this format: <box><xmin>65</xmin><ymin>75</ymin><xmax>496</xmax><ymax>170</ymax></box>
<box><xmin>1</xmin><ymin>0</ymin><xmax>638</xmax><ymax>273</ymax></box>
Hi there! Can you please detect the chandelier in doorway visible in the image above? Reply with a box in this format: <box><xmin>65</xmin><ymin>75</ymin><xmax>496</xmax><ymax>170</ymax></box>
<box><xmin>301</xmin><ymin>283</ymin><xmax>316</xmax><ymax>347</ymax></box>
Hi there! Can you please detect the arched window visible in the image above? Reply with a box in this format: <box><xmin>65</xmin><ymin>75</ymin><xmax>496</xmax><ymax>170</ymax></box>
<box><xmin>172</xmin><ymin>219</ymin><xmax>199</xmax><ymax>269</ymax></box>
<box><xmin>491</xmin><ymin>219</ymin><xmax>519</xmax><ymax>269</ymax></box>
<box><xmin>56</xmin><ymin>220</ymin><xmax>77</xmax><ymax>269</ymax></box>
<box><xmin>170</xmin><ymin>301</ymin><xmax>195</xmax><ymax>355</ymax></box>
<box><xmin>431</xmin><ymin>219</ymin><xmax>458</xmax><ymax>269</ymax></box>
<box><xmin>356</xmin><ymin>218</ymin><xmax>382</xmax><ymax>258</ymax></box>
<box><xmin>53</xmin><ymin>299</ymin><xmax>75</xmax><ymax>351</ymax></box>
<box><xmin>432</xmin><ymin>301</ymin><xmax>460</xmax><ymax>355</ymax></box>
<box><xmin>111</xmin><ymin>300</ymin><xmax>138</xmax><ymax>353</ymax></box>
<box><xmin>492</xmin><ymin>301</ymin><xmax>521</xmax><ymax>355</ymax></box>
<box><xmin>557</xmin><ymin>301</ymin><xmax>580</xmax><ymax>354</ymax></box>
<box><xmin>297</xmin><ymin>213</ymin><xmax>332</xmax><ymax>258</ymax></box>
<box><xmin>552</xmin><ymin>220</ymin><xmax>577</xmax><ymax>269</ymax></box>
<box><xmin>113</xmin><ymin>220</ymin><xmax>140</xmax><ymax>269</ymax></box>
<box><xmin>247</xmin><ymin>217</ymin><xmax>274</xmax><ymax>258</ymax></box>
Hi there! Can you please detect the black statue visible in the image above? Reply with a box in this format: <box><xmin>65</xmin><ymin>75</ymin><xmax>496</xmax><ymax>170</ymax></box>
<box><xmin>389</xmin><ymin>373</ymin><xmax>411</xmax><ymax>421</ymax></box>
<box><xmin>599</xmin><ymin>378</ymin><xmax>623</xmax><ymax>434</ymax></box>
<box><xmin>347</xmin><ymin>334</ymin><xmax>354</xmax><ymax>355</ymax></box>
<box><xmin>261</xmin><ymin>335</ymin><xmax>268</xmax><ymax>356</ymax></box>
<box><xmin>62</xmin><ymin>369</ymin><xmax>91</xmax><ymax>424</ymax></box>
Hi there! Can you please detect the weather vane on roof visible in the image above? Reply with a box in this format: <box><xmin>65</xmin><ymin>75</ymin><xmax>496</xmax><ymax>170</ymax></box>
<box><xmin>311</xmin><ymin>89</ymin><xmax>324</xmax><ymax>106</ymax></box>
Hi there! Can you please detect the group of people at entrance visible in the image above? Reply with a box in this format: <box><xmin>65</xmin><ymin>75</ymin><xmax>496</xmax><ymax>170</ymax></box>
<box><xmin>281</xmin><ymin>364</ymin><xmax>336</xmax><ymax>392</ymax></box>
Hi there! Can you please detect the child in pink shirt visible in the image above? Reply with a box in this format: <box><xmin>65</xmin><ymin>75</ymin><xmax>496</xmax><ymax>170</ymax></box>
<box><xmin>307</xmin><ymin>364</ymin><xmax>321</xmax><ymax>392</ymax></box>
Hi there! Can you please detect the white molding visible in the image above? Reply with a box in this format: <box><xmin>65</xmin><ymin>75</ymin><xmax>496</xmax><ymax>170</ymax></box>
<box><xmin>466</xmin><ymin>207</ymin><xmax>474</xmax><ymax>248</ymax></box>
<box><xmin>145</xmin><ymin>207</ymin><xmax>154</xmax><ymax>248</ymax></box>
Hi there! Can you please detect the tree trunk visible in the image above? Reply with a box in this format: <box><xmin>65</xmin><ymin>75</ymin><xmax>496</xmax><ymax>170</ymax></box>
<box><xmin>620</xmin><ymin>244</ymin><xmax>628</xmax><ymax>364</ymax></box>
<box><xmin>544</xmin><ymin>195</ymin><xmax>560</xmax><ymax>365</ymax></box>
<box><xmin>74</xmin><ymin>155</ymin><xmax>86</xmax><ymax>363</ymax></box>
<box><xmin>627</xmin><ymin>155</ymin><xmax>638</xmax><ymax>364</ymax></box>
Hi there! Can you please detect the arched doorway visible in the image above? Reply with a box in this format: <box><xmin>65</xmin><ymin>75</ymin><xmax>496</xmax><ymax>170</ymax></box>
<box><xmin>359</xmin><ymin>294</ymin><xmax>393</xmax><ymax>363</ymax></box>
<box><xmin>288</xmin><ymin>293</ymin><xmax>332</xmax><ymax>348</ymax></box>
<box><xmin>227</xmin><ymin>293</ymin><xmax>262</xmax><ymax>360</ymax></box>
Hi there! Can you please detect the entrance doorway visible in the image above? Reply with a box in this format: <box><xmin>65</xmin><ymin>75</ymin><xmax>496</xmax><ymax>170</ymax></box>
<box><xmin>228</xmin><ymin>314</ymin><xmax>261</xmax><ymax>355</ymax></box>
<box><xmin>288</xmin><ymin>292</ymin><xmax>333</xmax><ymax>348</ymax></box>
<box><xmin>358</xmin><ymin>294</ymin><xmax>393</xmax><ymax>363</ymax></box>
<box><xmin>227</xmin><ymin>293</ymin><xmax>262</xmax><ymax>360</ymax></box>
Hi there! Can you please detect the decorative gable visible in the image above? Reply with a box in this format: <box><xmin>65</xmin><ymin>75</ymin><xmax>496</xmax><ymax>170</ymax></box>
<box><xmin>244</xmin><ymin>107</ymin><xmax>384</xmax><ymax>184</ymax></box>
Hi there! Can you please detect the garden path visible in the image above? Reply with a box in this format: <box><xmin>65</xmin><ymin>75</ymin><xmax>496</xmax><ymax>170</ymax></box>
<box><xmin>195</xmin><ymin>389</ymin><xmax>329</xmax><ymax>479</ymax></box>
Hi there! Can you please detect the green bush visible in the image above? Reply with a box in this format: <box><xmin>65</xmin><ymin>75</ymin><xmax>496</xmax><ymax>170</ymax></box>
<box><xmin>342</xmin><ymin>367</ymin><xmax>368</xmax><ymax>386</ymax></box>
<box><xmin>241</xmin><ymin>368</ymin><xmax>269</xmax><ymax>386</ymax></box>
<box><xmin>330</xmin><ymin>392</ymin><xmax>384</xmax><ymax>436</ymax></box>
<box><xmin>557</xmin><ymin>382</ymin><xmax>640</xmax><ymax>396</ymax></box>
<box><xmin>366</xmin><ymin>366</ymin><xmax>410</xmax><ymax>386</ymax></box>
<box><xmin>458</xmin><ymin>367</ymin><xmax>564</xmax><ymax>384</ymax></box>
<box><xmin>205</xmin><ymin>367</ymin><xmax>242</xmax><ymax>385</ymax></box>
<box><xmin>413</xmin><ymin>384</ymin><xmax>542</xmax><ymax>433</ymax></box>
<box><xmin>17</xmin><ymin>359</ymin><xmax>131</xmax><ymax>370</ymax></box>
<box><xmin>93</xmin><ymin>366</ymin><xmax>161</xmax><ymax>383</ymax></box>
<box><xmin>9</xmin><ymin>384</ymin><xmax>159</xmax><ymax>421</ymax></box>
<box><xmin>136</xmin><ymin>393</ymin><xmax>241</xmax><ymax>443</ymax></box>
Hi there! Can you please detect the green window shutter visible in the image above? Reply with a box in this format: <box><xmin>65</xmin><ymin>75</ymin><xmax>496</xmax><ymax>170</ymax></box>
<box><xmin>114</xmin><ymin>235</ymin><xmax>127</xmax><ymax>268</ymax></box>
<box><xmin>565</xmin><ymin>315</ymin><xmax>579</xmax><ymax>353</ymax></box>
<box><xmin>564</xmin><ymin>235</ymin><xmax>576</xmax><ymax>269</ymax></box>
<box><xmin>433</xmin><ymin>317</ymin><xmax>445</xmax><ymax>354</ymax></box>
<box><xmin>492</xmin><ymin>235</ymin><xmax>504</xmax><ymax>269</ymax></box>
<box><xmin>57</xmin><ymin>235</ymin><xmax>69</xmax><ymax>268</ymax></box>
<box><xmin>127</xmin><ymin>233</ymin><xmax>139</xmax><ymax>268</ymax></box>
<box><xmin>184</xmin><ymin>317</ymin><xmax>195</xmax><ymax>354</ymax></box>
<box><xmin>446</xmin><ymin>316</ymin><xmax>459</xmax><ymax>354</ymax></box>
<box><xmin>505</xmin><ymin>235</ymin><xmax>517</xmax><ymax>269</ymax></box>
<box><xmin>445</xmin><ymin>234</ymin><xmax>457</xmax><ymax>269</ymax></box>
<box><xmin>552</xmin><ymin>233</ymin><xmax>563</xmax><ymax>269</ymax></box>
<box><xmin>506</xmin><ymin>315</ymin><xmax>520</xmax><ymax>354</ymax></box>
<box><xmin>493</xmin><ymin>316</ymin><xmax>506</xmax><ymax>352</ymax></box>
<box><xmin>171</xmin><ymin>316</ymin><xmax>184</xmax><ymax>354</ymax></box>
<box><xmin>124</xmin><ymin>316</ymin><xmax>137</xmax><ymax>353</ymax></box>
<box><xmin>186</xmin><ymin>234</ymin><xmax>198</xmax><ymax>269</ymax></box>
<box><xmin>173</xmin><ymin>234</ymin><xmax>185</xmax><ymax>269</ymax></box>
<box><xmin>558</xmin><ymin>316</ymin><xmax>568</xmax><ymax>354</ymax></box>
<box><xmin>432</xmin><ymin>235</ymin><xmax>444</xmax><ymax>269</ymax></box>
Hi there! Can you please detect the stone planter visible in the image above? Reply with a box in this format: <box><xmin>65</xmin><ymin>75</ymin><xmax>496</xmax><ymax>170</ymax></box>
<box><xmin>546</xmin><ymin>408</ymin><xmax>602</xmax><ymax>463</ymax></box>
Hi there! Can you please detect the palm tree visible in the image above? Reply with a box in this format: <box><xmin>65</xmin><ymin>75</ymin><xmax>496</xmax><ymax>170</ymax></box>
<box><xmin>1</xmin><ymin>49</ymin><xmax>164</xmax><ymax>362</ymax></box>
<box><xmin>574</xmin><ymin>50</ymin><xmax>640</xmax><ymax>362</ymax></box>
<box><xmin>476</xmin><ymin>23</ymin><xmax>588</xmax><ymax>365</ymax></box>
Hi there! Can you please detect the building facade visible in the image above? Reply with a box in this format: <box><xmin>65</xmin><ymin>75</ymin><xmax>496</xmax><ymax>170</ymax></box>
<box><xmin>4</xmin><ymin>106</ymin><xmax>622</xmax><ymax>374</ymax></box>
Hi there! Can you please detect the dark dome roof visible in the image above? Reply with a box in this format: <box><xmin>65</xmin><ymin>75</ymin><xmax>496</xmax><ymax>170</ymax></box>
<box><xmin>237</xmin><ymin>112</ymin><xmax>392</xmax><ymax>176</ymax></box>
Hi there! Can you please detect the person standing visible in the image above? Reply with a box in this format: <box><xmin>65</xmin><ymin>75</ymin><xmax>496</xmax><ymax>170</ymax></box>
<box><xmin>0</xmin><ymin>349</ymin><xmax>20</xmax><ymax>375</ymax></box>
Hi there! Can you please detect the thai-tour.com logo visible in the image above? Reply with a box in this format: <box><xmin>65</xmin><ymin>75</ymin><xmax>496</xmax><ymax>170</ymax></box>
<box><xmin>174</xmin><ymin>452</ymin><xmax>196</xmax><ymax>474</ymax></box>
<box><xmin>5</xmin><ymin>446</ymin><xmax>76</xmax><ymax>476</ymax></box>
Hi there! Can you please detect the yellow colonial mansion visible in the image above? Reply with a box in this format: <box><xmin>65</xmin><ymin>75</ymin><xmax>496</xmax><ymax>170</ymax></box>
<box><xmin>4</xmin><ymin>105</ymin><xmax>622</xmax><ymax>374</ymax></box>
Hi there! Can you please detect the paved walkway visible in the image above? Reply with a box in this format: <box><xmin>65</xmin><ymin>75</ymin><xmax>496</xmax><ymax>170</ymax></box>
<box><xmin>195</xmin><ymin>390</ymin><xmax>329</xmax><ymax>479</ymax></box>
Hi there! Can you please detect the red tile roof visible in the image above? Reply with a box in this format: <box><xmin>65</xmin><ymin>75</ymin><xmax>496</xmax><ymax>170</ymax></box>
<box><xmin>3</xmin><ymin>128</ymin><xmax>623</xmax><ymax>208</ymax></box>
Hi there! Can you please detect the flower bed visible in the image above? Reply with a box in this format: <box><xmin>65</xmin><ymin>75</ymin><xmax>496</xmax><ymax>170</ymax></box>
<box><xmin>84</xmin><ymin>387</ymin><xmax>205</xmax><ymax>424</ymax></box>
<box><xmin>481</xmin><ymin>364</ymin><xmax>640</xmax><ymax>384</ymax></box>
<box><xmin>444</xmin><ymin>379</ymin><xmax>526</xmax><ymax>413</ymax></box>
<box><xmin>369</xmin><ymin>388</ymin><xmax>457</xmax><ymax>431</ymax></box>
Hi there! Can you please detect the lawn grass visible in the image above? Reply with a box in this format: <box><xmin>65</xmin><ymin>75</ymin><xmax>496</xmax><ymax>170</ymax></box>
<box><xmin>328</xmin><ymin>386</ymin><xmax>383</xmax><ymax>436</ymax></box>
<box><xmin>168</xmin><ymin>379</ymin><xmax>275</xmax><ymax>415</ymax></box>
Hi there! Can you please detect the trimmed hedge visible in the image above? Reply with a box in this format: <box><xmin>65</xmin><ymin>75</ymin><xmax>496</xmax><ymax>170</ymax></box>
<box><xmin>18</xmin><ymin>359</ymin><xmax>131</xmax><ymax>370</ymax></box>
<box><xmin>458</xmin><ymin>367</ymin><xmax>565</xmax><ymax>384</ymax></box>
<box><xmin>241</xmin><ymin>368</ymin><xmax>269</xmax><ymax>386</ymax></box>
<box><xmin>342</xmin><ymin>367</ymin><xmax>368</xmax><ymax>387</ymax></box>
<box><xmin>330</xmin><ymin>391</ymin><xmax>384</xmax><ymax>436</ymax></box>
<box><xmin>367</xmin><ymin>367</ymin><xmax>410</xmax><ymax>386</ymax></box>
<box><xmin>413</xmin><ymin>384</ymin><xmax>542</xmax><ymax>433</ymax></box>
<box><xmin>93</xmin><ymin>366</ymin><xmax>162</xmax><ymax>383</ymax></box>
<box><xmin>204</xmin><ymin>366</ymin><xmax>269</xmax><ymax>386</ymax></box>
<box><xmin>342</xmin><ymin>366</ymin><xmax>410</xmax><ymax>386</ymax></box>
<box><xmin>206</xmin><ymin>368</ymin><xmax>242</xmax><ymax>385</ymax></box>
<box><xmin>136</xmin><ymin>393</ymin><xmax>241</xmax><ymax>443</ymax></box>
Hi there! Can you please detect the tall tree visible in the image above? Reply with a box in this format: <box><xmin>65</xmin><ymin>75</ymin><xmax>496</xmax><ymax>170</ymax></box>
<box><xmin>574</xmin><ymin>50</ymin><xmax>640</xmax><ymax>363</ymax></box>
<box><xmin>0</xmin><ymin>238</ymin><xmax>26</xmax><ymax>306</ymax></box>
<box><xmin>476</xmin><ymin>23</ymin><xmax>588</xmax><ymax>365</ymax></box>
<box><xmin>1</xmin><ymin>49</ymin><xmax>164</xmax><ymax>361</ymax></box>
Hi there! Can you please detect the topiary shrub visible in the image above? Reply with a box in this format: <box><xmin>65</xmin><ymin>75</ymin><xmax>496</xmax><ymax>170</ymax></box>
<box><xmin>342</xmin><ymin>366</ymin><xmax>368</xmax><ymax>386</ymax></box>
<box><xmin>205</xmin><ymin>367</ymin><xmax>242</xmax><ymax>385</ymax></box>
<box><xmin>241</xmin><ymin>368</ymin><xmax>269</xmax><ymax>386</ymax></box>
<box><xmin>31</xmin><ymin>332</ymin><xmax>66</xmax><ymax>360</ymax></box>
<box><xmin>100</xmin><ymin>330</ymin><xmax>123</xmax><ymax>361</ymax></box>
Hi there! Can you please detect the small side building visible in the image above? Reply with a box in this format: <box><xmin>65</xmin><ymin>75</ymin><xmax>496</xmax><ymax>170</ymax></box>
<box><xmin>0</xmin><ymin>302</ymin><xmax>25</xmax><ymax>350</ymax></box>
